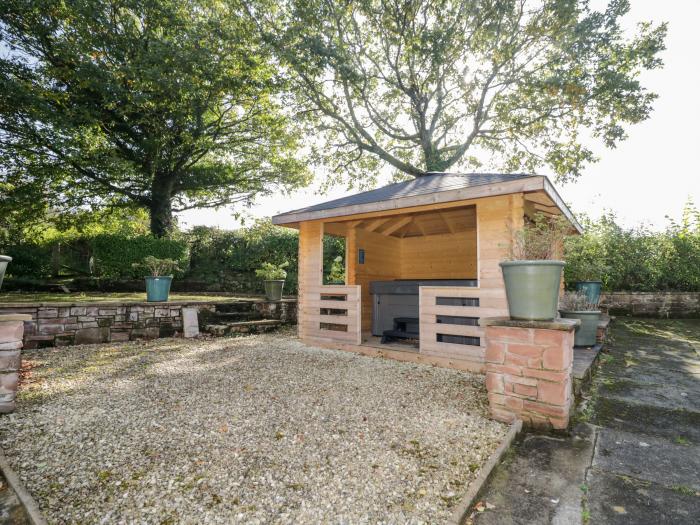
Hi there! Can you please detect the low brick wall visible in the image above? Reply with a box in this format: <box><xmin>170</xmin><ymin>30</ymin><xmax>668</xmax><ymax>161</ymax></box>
<box><xmin>483</xmin><ymin>318</ymin><xmax>577</xmax><ymax>430</ymax></box>
<box><xmin>600</xmin><ymin>291</ymin><xmax>700</xmax><ymax>318</ymax></box>
<box><xmin>0</xmin><ymin>302</ymin><xmax>221</xmax><ymax>349</ymax></box>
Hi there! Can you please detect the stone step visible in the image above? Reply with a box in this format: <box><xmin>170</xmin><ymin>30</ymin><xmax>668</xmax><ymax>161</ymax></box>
<box><xmin>204</xmin><ymin>319</ymin><xmax>282</xmax><ymax>336</ymax></box>
<box><xmin>214</xmin><ymin>301</ymin><xmax>257</xmax><ymax>313</ymax></box>
<box><xmin>207</xmin><ymin>311</ymin><xmax>263</xmax><ymax>322</ymax></box>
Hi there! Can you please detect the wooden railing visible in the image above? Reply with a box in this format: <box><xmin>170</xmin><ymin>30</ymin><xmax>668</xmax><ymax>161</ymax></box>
<box><xmin>301</xmin><ymin>285</ymin><xmax>362</xmax><ymax>345</ymax></box>
<box><xmin>419</xmin><ymin>286</ymin><xmax>506</xmax><ymax>366</ymax></box>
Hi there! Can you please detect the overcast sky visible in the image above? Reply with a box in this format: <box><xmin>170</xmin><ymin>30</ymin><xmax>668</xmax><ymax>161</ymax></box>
<box><xmin>179</xmin><ymin>1</ymin><xmax>700</xmax><ymax>231</ymax></box>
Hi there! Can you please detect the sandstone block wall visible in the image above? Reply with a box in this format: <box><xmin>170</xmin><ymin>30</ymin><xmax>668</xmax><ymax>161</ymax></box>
<box><xmin>485</xmin><ymin>323</ymin><xmax>575</xmax><ymax>430</ymax></box>
<box><xmin>0</xmin><ymin>302</ymin><xmax>217</xmax><ymax>348</ymax></box>
<box><xmin>600</xmin><ymin>291</ymin><xmax>700</xmax><ymax>318</ymax></box>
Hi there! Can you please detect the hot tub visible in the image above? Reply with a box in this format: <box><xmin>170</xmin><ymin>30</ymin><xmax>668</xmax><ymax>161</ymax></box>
<box><xmin>369</xmin><ymin>279</ymin><xmax>477</xmax><ymax>336</ymax></box>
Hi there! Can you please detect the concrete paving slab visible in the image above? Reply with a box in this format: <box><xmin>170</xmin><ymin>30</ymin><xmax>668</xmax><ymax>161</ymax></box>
<box><xmin>0</xmin><ymin>471</ymin><xmax>30</xmax><ymax>525</ymax></box>
<box><xmin>586</xmin><ymin>468</ymin><xmax>700</xmax><ymax>525</ymax></box>
<box><xmin>593</xmin><ymin>396</ymin><xmax>700</xmax><ymax>443</ymax></box>
<box><xmin>472</xmin><ymin>424</ymin><xmax>595</xmax><ymax>525</ymax></box>
<box><xmin>597</xmin><ymin>361</ymin><xmax>700</xmax><ymax>390</ymax></box>
<box><xmin>593</xmin><ymin>428</ymin><xmax>700</xmax><ymax>490</ymax></box>
<box><xmin>597</xmin><ymin>377</ymin><xmax>700</xmax><ymax>412</ymax></box>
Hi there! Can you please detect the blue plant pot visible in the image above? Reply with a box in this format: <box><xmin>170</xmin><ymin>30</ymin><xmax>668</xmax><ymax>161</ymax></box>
<box><xmin>575</xmin><ymin>281</ymin><xmax>603</xmax><ymax>305</ymax></box>
<box><xmin>145</xmin><ymin>276</ymin><xmax>173</xmax><ymax>302</ymax></box>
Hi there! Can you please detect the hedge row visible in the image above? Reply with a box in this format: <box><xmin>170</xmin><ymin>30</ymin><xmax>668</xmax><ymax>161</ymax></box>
<box><xmin>4</xmin><ymin>234</ymin><xmax>189</xmax><ymax>280</ymax></box>
<box><xmin>564</xmin><ymin>207</ymin><xmax>700</xmax><ymax>292</ymax></box>
<box><xmin>2</xmin><ymin>220</ymin><xmax>345</xmax><ymax>295</ymax></box>
<box><xmin>4</xmin><ymin>208</ymin><xmax>698</xmax><ymax>294</ymax></box>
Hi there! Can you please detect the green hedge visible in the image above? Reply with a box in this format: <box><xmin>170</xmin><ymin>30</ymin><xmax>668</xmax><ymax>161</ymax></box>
<box><xmin>565</xmin><ymin>206</ymin><xmax>700</xmax><ymax>292</ymax></box>
<box><xmin>89</xmin><ymin>234</ymin><xmax>189</xmax><ymax>279</ymax></box>
<box><xmin>4</xmin><ymin>234</ymin><xmax>189</xmax><ymax>280</ymax></box>
<box><xmin>2</xmin><ymin>242</ymin><xmax>53</xmax><ymax>278</ymax></box>
<box><xmin>186</xmin><ymin>220</ymin><xmax>345</xmax><ymax>294</ymax></box>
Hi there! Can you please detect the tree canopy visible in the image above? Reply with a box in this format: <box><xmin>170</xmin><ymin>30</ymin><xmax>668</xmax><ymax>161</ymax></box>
<box><xmin>262</xmin><ymin>0</ymin><xmax>666</xmax><ymax>186</ymax></box>
<box><xmin>0</xmin><ymin>0</ymin><xmax>310</xmax><ymax>237</ymax></box>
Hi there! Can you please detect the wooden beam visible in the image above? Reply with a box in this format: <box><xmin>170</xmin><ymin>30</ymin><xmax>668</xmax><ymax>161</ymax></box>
<box><xmin>363</xmin><ymin>218</ymin><xmax>391</xmax><ymax>232</ymax></box>
<box><xmin>523</xmin><ymin>192</ymin><xmax>555</xmax><ymax>207</ymax></box>
<box><xmin>412</xmin><ymin>216</ymin><xmax>427</xmax><ymax>236</ymax></box>
<box><xmin>439</xmin><ymin>212</ymin><xmax>456</xmax><ymax>234</ymax></box>
<box><xmin>381</xmin><ymin>216</ymin><xmax>413</xmax><ymax>236</ymax></box>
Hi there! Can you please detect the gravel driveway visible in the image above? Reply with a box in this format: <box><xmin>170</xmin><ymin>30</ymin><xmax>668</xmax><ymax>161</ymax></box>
<box><xmin>0</xmin><ymin>330</ymin><xmax>508</xmax><ymax>524</ymax></box>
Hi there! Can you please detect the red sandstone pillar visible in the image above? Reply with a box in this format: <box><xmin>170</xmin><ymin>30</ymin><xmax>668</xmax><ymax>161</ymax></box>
<box><xmin>482</xmin><ymin>317</ymin><xmax>579</xmax><ymax>430</ymax></box>
<box><xmin>0</xmin><ymin>314</ymin><xmax>31</xmax><ymax>413</ymax></box>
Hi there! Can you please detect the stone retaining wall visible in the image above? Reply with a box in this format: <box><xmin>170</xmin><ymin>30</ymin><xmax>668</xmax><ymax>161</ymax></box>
<box><xmin>0</xmin><ymin>302</ymin><xmax>217</xmax><ymax>348</ymax></box>
<box><xmin>600</xmin><ymin>291</ymin><xmax>700</xmax><ymax>318</ymax></box>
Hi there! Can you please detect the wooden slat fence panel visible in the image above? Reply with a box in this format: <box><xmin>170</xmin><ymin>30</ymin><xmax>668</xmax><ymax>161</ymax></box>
<box><xmin>303</xmin><ymin>285</ymin><xmax>362</xmax><ymax>345</ymax></box>
<box><xmin>419</xmin><ymin>286</ymin><xmax>507</xmax><ymax>365</ymax></box>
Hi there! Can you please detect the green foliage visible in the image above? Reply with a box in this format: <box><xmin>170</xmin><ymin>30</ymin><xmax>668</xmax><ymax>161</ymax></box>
<box><xmin>2</xmin><ymin>243</ymin><xmax>53</xmax><ymax>278</ymax></box>
<box><xmin>132</xmin><ymin>256</ymin><xmax>181</xmax><ymax>277</ymax></box>
<box><xmin>263</xmin><ymin>0</ymin><xmax>666</xmax><ymax>184</ymax></box>
<box><xmin>255</xmin><ymin>261</ymin><xmax>289</xmax><ymax>281</ymax></box>
<box><xmin>326</xmin><ymin>255</ymin><xmax>345</xmax><ymax>284</ymax></box>
<box><xmin>0</xmin><ymin>0</ymin><xmax>310</xmax><ymax>236</ymax></box>
<box><xmin>90</xmin><ymin>235</ymin><xmax>188</xmax><ymax>279</ymax></box>
<box><xmin>4</xmin><ymin>233</ymin><xmax>188</xmax><ymax>280</ymax></box>
<box><xmin>565</xmin><ymin>202</ymin><xmax>700</xmax><ymax>291</ymax></box>
<box><xmin>508</xmin><ymin>213</ymin><xmax>571</xmax><ymax>261</ymax></box>
<box><xmin>186</xmin><ymin>219</ymin><xmax>345</xmax><ymax>294</ymax></box>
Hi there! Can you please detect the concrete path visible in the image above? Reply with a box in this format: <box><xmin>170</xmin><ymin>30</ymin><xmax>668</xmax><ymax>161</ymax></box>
<box><xmin>470</xmin><ymin>318</ymin><xmax>700</xmax><ymax>524</ymax></box>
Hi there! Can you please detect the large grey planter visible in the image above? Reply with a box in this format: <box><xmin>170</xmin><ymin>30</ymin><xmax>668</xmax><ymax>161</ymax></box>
<box><xmin>500</xmin><ymin>260</ymin><xmax>565</xmax><ymax>321</ymax></box>
<box><xmin>0</xmin><ymin>255</ymin><xmax>11</xmax><ymax>290</ymax></box>
<box><xmin>560</xmin><ymin>310</ymin><xmax>601</xmax><ymax>347</ymax></box>
<box><xmin>263</xmin><ymin>280</ymin><xmax>285</xmax><ymax>301</ymax></box>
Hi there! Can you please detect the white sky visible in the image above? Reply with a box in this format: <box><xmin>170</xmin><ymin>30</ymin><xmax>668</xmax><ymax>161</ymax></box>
<box><xmin>178</xmin><ymin>1</ymin><xmax>700</xmax><ymax>231</ymax></box>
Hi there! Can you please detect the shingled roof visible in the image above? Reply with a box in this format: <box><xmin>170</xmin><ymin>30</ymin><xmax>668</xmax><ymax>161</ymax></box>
<box><xmin>272</xmin><ymin>172</ymin><xmax>581</xmax><ymax>232</ymax></box>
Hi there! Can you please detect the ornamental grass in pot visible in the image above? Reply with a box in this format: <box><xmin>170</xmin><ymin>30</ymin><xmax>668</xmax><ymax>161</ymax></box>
<box><xmin>500</xmin><ymin>213</ymin><xmax>571</xmax><ymax>321</ymax></box>
<box><xmin>255</xmin><ymin>261</ymin><xmax>289</xmax><ymax>301</ymax></box>
<box><xmin>133</xmin><ymin>256</ymin><xmax>180</xmax><ymax>302</ymax></box>
<box><xmin>559</xmin><ymin>291</ymin><xmax>601</xmax><ymax>347</ymax></box>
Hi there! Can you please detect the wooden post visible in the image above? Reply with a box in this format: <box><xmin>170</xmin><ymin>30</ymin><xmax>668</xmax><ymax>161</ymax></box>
<box><xmin>297</xmin><ymin>222</ymin><xmax>323</xmax><ymax>340</ymax></box>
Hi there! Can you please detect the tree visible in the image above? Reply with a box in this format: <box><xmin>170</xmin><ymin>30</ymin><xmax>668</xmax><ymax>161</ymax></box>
<box><xmin>260</xmin><ymin>0</ymin><xmax>666</xmax><ymax>185</ymax></box>
<box><xmin>0</xmin><ymin>0</ymin><xmax>310</xmax><ymax>237</ymax></box>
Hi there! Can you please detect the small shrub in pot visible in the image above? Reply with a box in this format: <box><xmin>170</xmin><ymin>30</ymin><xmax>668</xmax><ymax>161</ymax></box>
<box><xmin>133</xmin><ymin>256</ymin><xmax>180</xmax><ymax>302</ymax></box>
<box><xmin>500</xmin><ymin>213</ymin><xmax>572</xmax><ymax>321</ymax></box>
<box><xmin>559</xmin><ymin>291</ymin><xmax>601</xmax><ymax>347</ymax></box>
<box><xmin>255</xmin><ymin>261</ymin><xmax>289</xmax><ymax>301</ymax></box>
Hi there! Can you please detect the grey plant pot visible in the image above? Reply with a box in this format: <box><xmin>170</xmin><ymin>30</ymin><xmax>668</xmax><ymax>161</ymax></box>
<box><xmin>500</xmin><ymin>260</ymin><xmax>565</xmax><ymax>321</ymax></box>
<box><xmin>0</xmin><ymin>255</ymin><xmax>11</xmax><ymax>291</ymax></box>
<box><xmin>264</xmin><ymin>280</ymin><xmax>285</xmax><ymax>301</ymax></box>
<box><xmin>560</xmin><ymin>310</ymin><xmax>601</xmax><ymax>347</ymax></box>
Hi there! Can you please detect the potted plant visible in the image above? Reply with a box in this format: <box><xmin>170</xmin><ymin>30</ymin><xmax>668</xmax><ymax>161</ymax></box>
<box><xmin>0</xmin><ymin>255</ymin><xmax>10</xmax><ymax>290</ymax></box>
<box><xmin>572</xmin><ymin>259</ymin><xmax>607</xmax><ymax>305</ymax></box>
<box><xmin>133</xmin><ymin>256</ymin><xmax>180</xmax><ymax>302</ymax></box>
<box><xmin>559</xmin><ymin>291</ymin><xmax>601</xmax><ymax>347</ymax></box>
<box><xmin>255</xmin><ymin>261</ymin><xmax>289</xmax><ymax>301</ymax></box>
<box><xmin>500</xmin><ymin>214</ymin><xmax>571</xmax><ymax>321</ymax></box>
<box><xmin>326</xmin><ymin>255</ymin><xmax>345</xmax><ymax>284</ymax></box>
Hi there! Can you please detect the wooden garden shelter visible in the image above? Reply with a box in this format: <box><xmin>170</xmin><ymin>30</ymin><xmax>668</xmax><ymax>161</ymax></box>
<box><xmin>272</xmin><ymin>173</ymin><xmax>581</xmax><ymax>372</ymax></box>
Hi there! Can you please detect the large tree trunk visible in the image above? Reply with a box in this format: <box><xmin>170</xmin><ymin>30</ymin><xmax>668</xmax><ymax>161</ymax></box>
<box><xmin>149</xmin><ymin>176</ymin><xmax>174</xmax><ymax>237</ymax></box>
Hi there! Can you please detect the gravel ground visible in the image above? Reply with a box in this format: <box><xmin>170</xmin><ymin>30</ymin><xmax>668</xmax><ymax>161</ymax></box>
<box><xmin>0</xmin><ymin>330</ymin><xmax>508</xmax><ymax>524</ymax></box>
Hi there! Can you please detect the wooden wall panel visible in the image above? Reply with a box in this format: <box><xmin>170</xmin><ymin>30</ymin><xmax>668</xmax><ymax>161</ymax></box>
<box><xmin>353</xmin><ymin>228</ymin><xmax>402</xmax><ymax>332</ymax></box>
<box><xmin>400</xmin><ymin>230</ymin><xmax>477</xmax><ymax>279</ymax></box>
